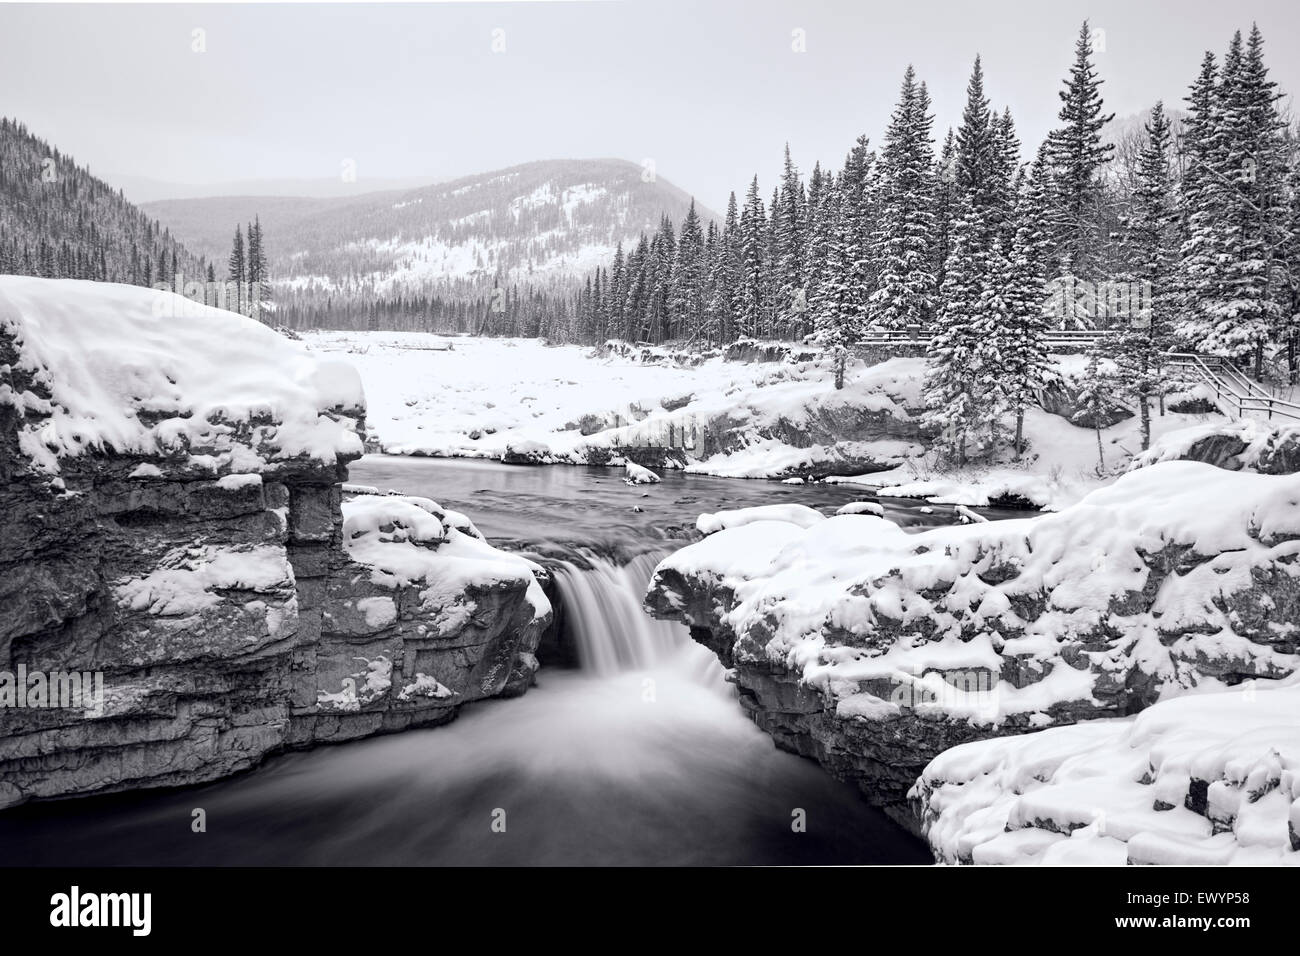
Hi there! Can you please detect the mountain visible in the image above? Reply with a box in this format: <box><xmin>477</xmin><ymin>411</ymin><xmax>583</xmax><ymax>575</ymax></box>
<box><xmin>145</xmin><ymin>159</ymin><xmax>719</xmax><ymax>326</ymax></box>
<box><xmin>108</xmin><ymin>174</ymin><xmax>444</xmax><ymax>205</ymax></box>
<box><xmin>0</xmin><ymin>118</ymin><xmax>207</xmax><ymax>285</ymax></box>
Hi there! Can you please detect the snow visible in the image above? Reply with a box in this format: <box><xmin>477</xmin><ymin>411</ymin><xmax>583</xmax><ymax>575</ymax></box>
<box><xmin>1132</xmin><ymin>418</ymin><xmax>1300</xmax><ymax>473</ymax></box>
<box><xmin>696</xmin><ymin>503</ymin><xmax>826</xmax><ymax>536</ymax></box>
<box><xmin>298</xmin><ymin>332</ymin><xmax>921</xmax><ymax>474</ymax></box>
<box><xmin>341</xmin><ymin>493</ymin><xmax>549</xmax><ymax>625</ymax></box>
<box><xmin>914</xmin><ymin>674</ymin><xmax>1300</xmax><ymax>865</ymax></box>
<box><xmin>835</xmin><ymin>500</ymin><xmax>885</xmax><ymax>517</ymax></box>
<box><xmin>652</xmin><ymin>461</ymin><xmax>1300</xmax><ymax>725</ymax></box>
<box><xmin>0</xmin><ymin>277</ymin><xmax>364</xmax><ymax>474</ymax></box>
<box><xmin>113</xmin><ymin>544</ymin><xmax>292</xmax><ymax>617</ymax></box>
<box><xmin>829</xmin><ymin>403</ymin><xmax>1229</xmax><ymax>510</ymax></box>
<box><xmin>297</xmin><ymin>332</ymin><xmax>1235</xmax><ymax>505</ymax></box>
<box><xmin>623</xmin><ymin>462</ymin><xmax>661</xmax><ymax>485</ymax></box>
<box><xmin>317</xmin><ymin>655</ymin><xmax>393</xmax><ymax>712</ymax></box>
<box><xmin>215</xmin><ymin>473</ymin><xmax>263</xmax><ymax>491</ymax></box>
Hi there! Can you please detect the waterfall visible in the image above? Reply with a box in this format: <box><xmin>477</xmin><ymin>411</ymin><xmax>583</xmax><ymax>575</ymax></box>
<box><xmin>550</xmin><ymin>548</ymin><xmax>724</xmax><ymax>687</ymax></box>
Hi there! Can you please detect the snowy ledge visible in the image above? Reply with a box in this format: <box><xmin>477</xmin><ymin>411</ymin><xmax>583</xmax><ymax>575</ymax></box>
<box><xmin>646</xmin><ymin>461</ymin><xmax>1300</xmax><ymax>827</ymax></box>
<box><xmin>651</xmin><ymin>460</ymin><xmax>1300</xmax><ymax>724</ymax></box>
<box><xmin>0</xmin><ymin>277</ymin><xmax>365</xmax><ymax>475</ymax></box>
<box><xmin>913</xmin><ymin>674</ymin><xmax>1300</xmax><ymax>865</ymax></box>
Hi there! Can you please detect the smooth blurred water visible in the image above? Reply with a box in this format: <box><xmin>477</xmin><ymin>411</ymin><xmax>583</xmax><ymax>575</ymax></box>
<box><xmin>0</xmin><ymin>457</ymin><xmax>945</xmax><ymax>866</ymax></box>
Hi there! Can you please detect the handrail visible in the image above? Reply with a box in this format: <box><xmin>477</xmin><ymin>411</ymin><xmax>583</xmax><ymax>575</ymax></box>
<box><xmin>1164</xmin><ymin>352</ymin><xmax>1300</xmax><ymax>423</ymax></box>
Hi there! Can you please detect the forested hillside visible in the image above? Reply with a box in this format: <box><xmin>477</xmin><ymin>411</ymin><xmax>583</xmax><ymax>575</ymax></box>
<box><xmin>145</xmin><ymin>158</ymin><xmax>714</xmax><ymax>331</ymax></box>
<box><xmin>0</xmin><ymin>118</ymin><xmax>207</xmax><ymax>285</ymax></box>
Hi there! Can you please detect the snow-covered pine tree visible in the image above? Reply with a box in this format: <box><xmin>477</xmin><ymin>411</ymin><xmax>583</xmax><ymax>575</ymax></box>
<box><xmin>1282</xmin><ymin>144</ymin><xmax>1300</xmax><ymax>382</ymax></box>
<box><xmin>716</xmin><ymin>192</ymin><xmax>742</xmax><ymax>343</ymax></box>
<box><xmin>810</xmin><ymin>186</ymin><xmax>861</xmax><ymax>389</ymax></box>
<box><xmin>765</xmin><ymin>184</ymin><xmax>783</xmax><ymax>338</ymax></box>
<box><xmin>1045</xmin><ymin>21</ymin><xmax>1115</xmax><ymax>295</ymax></box>
<box><xmin>931</xmin><ymin>129</ymin><xmax>958</xmax><ymax>293</ymax></box>
<box><xmin>926</xmin><ymin>57</ymin><xmax>1003</xmax><ymax>463</ymax></box>
<box><xmin>1072</xmin><ymin>346</ymin><xmax>1119</xmax><ymax>474</ymax></box>
<box><xmin>246</xmin><ymin>217</ymin><xmax>270</xmax><ymax>322</ymax></box>
<box><xmin>670</xmin><ymin>200</ymin><xmax>706</xmax><ymax>342</ymax></box>
<box><xmin>924</xmin><ymin>206</ymin><xmax>986</xmax><ymax>464</ymax></box>
<box><xmin>1109</xmin><ymin>102</ymin><xmax>1178</xmax><ymax>449</ymax></box>
<box><xmin>1173</xmin><ymin>50</ymin><xmax>1223</xmax><ymax>352</ymax></box>
<box><xmin>838</xmin><ymin>135</ymin><xmax>878</xmax><ymax>330</ymax></box>
<box><xmin>737</xmin><ymin>176</ymin><xmax>767</xmax><ymax>340</ymax></box>
<box><xmin>954</xmin><ymin>56</ymin><xmax>998</xmax><ymax>234</ymax></box>
<box><xmin>648</xmin><ymin>214</ymin><xmax>676</xmax><ymax>342</ymax></box>
<box><xmin>990</xmin><ymin>108</ymin><xmax>1022</xmax><ymax>242</ymax></box>
<box><xmin>227</xmin><ymin>225</ymin><xmax>246</xmax><ymax>314</ymax></box>
<box><xmin>868</xmin><ymin>65</ymin><xmax>937</xmax><ymax>331</ymax></box>
<box><xmin>1200</xmin><ymin>26</ymin><xmax>1289</xmax><ymax>376</ymax></box>
<box><xmin>988</xmin><ymin>169</ymin><xmax>1054</xmax><ymax>458</ymax></box>
<box><xmin>608</xmin><ymin>242</ymin><xmax>626</xmax><ymax>344</ymax></box>
<box><xmin>775</xmin><ymin>144</ymin><xmax>807</xmax><ymax>337</ymax></box>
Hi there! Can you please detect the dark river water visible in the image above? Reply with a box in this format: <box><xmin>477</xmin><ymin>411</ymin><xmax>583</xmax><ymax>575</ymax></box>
<box><xmin>0</xmin><ymin>456</ymin><xmax>1005</xmax><ymax>867</ymax></box>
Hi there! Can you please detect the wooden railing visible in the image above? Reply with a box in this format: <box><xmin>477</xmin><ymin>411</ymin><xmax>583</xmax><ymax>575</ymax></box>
<box><xmin>1164</xmin><ymin>353</ymin><xmax>1300</xmax><ymax>423</ymax></box>
<box><xmin>855</xmin><ymin>326</ymin><xmax>1102</xmax><ymax>348</ymax></box>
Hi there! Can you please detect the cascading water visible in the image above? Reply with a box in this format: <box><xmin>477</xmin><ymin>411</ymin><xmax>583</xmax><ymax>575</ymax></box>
<box><xmin>0</xmin><ymin>458</ymin><xmax>934</xmax><ymax>866</ymax></box>
<box><xmin>548</xmin><ymin>549</ymin><xmax>726</xmax><ymax>691</ymax></box>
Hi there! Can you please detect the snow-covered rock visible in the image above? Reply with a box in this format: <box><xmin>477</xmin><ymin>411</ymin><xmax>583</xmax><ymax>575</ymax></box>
<box><xmin>501</xmin><ymin>438</ymin><xmax>553</xmax><ymax>465</ymax></box>
<box><xmin>696</xmin><ymin>503</ymin><xmax>826</xmax><ymax>535</ymax></box>
<box><xmin>646</xmin><ymin>461</ymin><xmax>1300</xmax><ymax>829</ymax></box>
<box><xmin>0</xmin><ymin>277</ymin><xmax>364</xmax><ymax>476</ymax></box>
<box><xmin>913</xmin><ymin>675</ymin><xmax>1300</xmax><ymax>865</ymax></box>
<box><xmin>836</xmin><ymin>500</ymin><xmax>885</xmax><ymax>517</ymax></box>
<box><xmin>623</xmin><ymin>461</ymin><xmax>661</xmax><ymax>485</ymax></box>
<box><xmin>0</xmin><ymin>278</ymin><xmax>549</xmax><ymax>809</ymax></box>
<box><xmin>1131</xmin><ymin>419</ymin><xmax>1300</xmax><ymax>476</ymax></box>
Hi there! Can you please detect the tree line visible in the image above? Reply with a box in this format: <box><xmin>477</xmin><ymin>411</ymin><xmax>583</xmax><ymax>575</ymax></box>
<box><xmin>516</xmin><ymin>21</ymin><xmax>1298</xmax><ymax>464</ymax></box>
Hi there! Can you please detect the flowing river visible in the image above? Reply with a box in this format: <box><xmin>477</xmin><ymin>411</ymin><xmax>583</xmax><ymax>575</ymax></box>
<box><xmin>0</xmin><ymin>457</ymin><xmax>1021</xmax><ymax>866</ymax></box>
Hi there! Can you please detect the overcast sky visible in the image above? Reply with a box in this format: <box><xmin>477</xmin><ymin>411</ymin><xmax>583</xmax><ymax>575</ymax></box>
<box><xmin>3</xmin><ymin>0</ymin><xmax>1298</xmax><ymax>210</ymax></box>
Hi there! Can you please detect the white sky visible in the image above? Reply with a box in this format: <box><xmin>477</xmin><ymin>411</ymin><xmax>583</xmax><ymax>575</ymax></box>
<box><xmin>2</xmin><ymin>0</ymin><xmax>1298</xmax><ymax>210</ymax></box>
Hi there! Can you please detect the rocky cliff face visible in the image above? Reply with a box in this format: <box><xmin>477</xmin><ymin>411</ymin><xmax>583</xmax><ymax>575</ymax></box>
<box><xmin>0</xmin><ymin>277</ymin><xmax>549</xmax><ymax>808</ymax></box>
<box><xmin>645</xmin><ymin>463</ymin><xmax>1300</xmax><ymax>833</ymax></box>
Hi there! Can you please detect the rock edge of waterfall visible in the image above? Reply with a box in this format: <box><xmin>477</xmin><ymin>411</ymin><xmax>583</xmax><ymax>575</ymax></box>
<box><xmin>0</xmin><ymin>277</ymin><xmax>551</xmax><ymax>808</ymax></box>
<box><xmin>645</xmin><ymin>463</ymin><xmax>1300</xmax><ymax>863</ymax></box>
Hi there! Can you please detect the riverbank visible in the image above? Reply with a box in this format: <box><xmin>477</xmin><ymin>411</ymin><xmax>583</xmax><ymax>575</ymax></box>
<box><xmin>303</xmin><ymin>331</ymin><xmax>1230</xmax><ymax>511</ymax></box>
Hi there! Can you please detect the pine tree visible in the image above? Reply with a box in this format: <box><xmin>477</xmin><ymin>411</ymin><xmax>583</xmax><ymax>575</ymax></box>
<box><xmin>1172</xmin><ymin>51</ymin><xmax>1223</xmax><ymax>348</ymax></box>
<box><xmin>810</xmin><ymin>186</ymin><xmax>861</xmax><ymax>389</ymax></box>
<box><xmin>1109</xmin><ymin>102</ymin><xmax>1177</xmax><ymax>449</ymax></box>
<box><xmin>737</xmin><ymin>176</ymin><xmax>767</xmax><ymax>340</ymax></box>
<box><xmin>1045</xmin><ymin>21</ymin><xmax>1115</xmax><ymax>282</ymax></box>
<box><xmin>228</xmin><ymin>225</ymin><xmax>247</xmax><ymax>314</ymax></box>
<box><xmin>925</xmin><ymin>207</ymin><xmax>986</xmax><ymax>464</ymax></box>
<box><xmin>926</xmin><ymin>57</ymin><xmax>1006</xmax><ymax>463</ymax></box>
<box><xmin>931</xmin><ymin>129</ymin><xmax>958</xmax><ymax>292</ymax></box>
<box><xmin>1200</xmin><ymin>26</ymin><xmax>1288</xmax><ymax>376</ymax></box>
<box><xmin>837</xmin><ymin>135</ymin><xmax>878</xmax><ymax>329</ymax></box>
<box><xmin>670</xmin><ymin>200</ymin><xmax>706</xmax><ymax>342</ymax></box>
<box><xmin>989</xmin><ymin>169</ymin><xmax>1055</xmax><ymax>458</ymax></box>
<box><xmin>1072</xmin><ymin>347</ymin><xmax>1119</xmax><ymax>474</ymax></box>
<box><xmin>869</xmin><ymin>66</ymin><xmax>937</xmax><ymax>331</ymax></box>
<box><xmin>774</xmin><ymin>144</ymin><xmax>807</xmax><ymax>336</ymax></box>
<box><xmin>246</xmin><ymin>216</ymin><xmax>271</xmax><ymax>322</ymax></box>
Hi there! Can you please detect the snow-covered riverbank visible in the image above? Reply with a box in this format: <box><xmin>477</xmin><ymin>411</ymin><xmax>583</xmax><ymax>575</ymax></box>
<box><xmin>302</xmin><ymin>332</ymin><xmax>1233</xmax><ymax>510</ymax></box>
